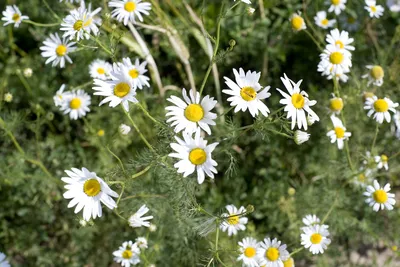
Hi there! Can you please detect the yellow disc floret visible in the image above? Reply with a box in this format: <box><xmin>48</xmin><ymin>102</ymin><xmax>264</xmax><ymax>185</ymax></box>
<box><xmin>266</xmin><ymin>247</ymin><xmax>280</xmax><ymax>261</ymax></box>
<box><xmin>114</xmin><ymin>82</ymin><xmax>131</xmax><ymax>98</ymax></box>
<box><xmin>370</xmin><ymin>6</ymin><xmax>377</xmax><ymax>13</ymax></box>
<box><xmin>310</xmin><ymin>233</ymin><xmax>322</xmax><ymax>244</ymax></box>
<box><xmin>244</xmin><ymin>247</ymin><xmax>256</xmax><ymax>258</ymax></box>
<box><xmin>331</xmin><ymin>0</ymin><xmax>340</xmax><ymax>5</ymax></box>
<box><xmin>321</xmin><ymin>19</ymin><xmax>329</xmax><ymax>26</ymax></box>
<box><xmin>97</xmin><ymin>68</ymin><xmax>105</xmax><ymax>75</ymax></box>
<box><xmin>189</xmin><ymin>148</ymin><xmax>207</xmax><ymax>165</ymax></box>
<box><xmin>373</xmin><ymin>189</ymin><xmax>388</xmax><ymax>204</ymax></box>
<box><xmin>227</xmin><ymin>215</ymin><xmax>239</xmax><ymax>225</ymax></box>
<box><xmin>291</xmin><ymin>15</ymin><xmax>304</xmax><ymax>31</ymax></box>
<box><xmin>330</xmin><ymin>98</ymin><xmax>343</xmax><ymax>112</ymax></box>
<box><xmin>330</xmin><ymin>52</ymin><xmax>344</xmax><ymax>64</ymax></box>
<box><xmin>83</xmin><ymin>179</ymin><xmax>101</xmax><ymax>197</ymax></box>
<box><xmin>283</xmin><ymin>258</ymin><xmax>295</xmax><ymax>267</ymax></box>
<box><xmin>373</xmin><ymin>99</ymin><xmax>389</xmax><ymax>112</ymax></box>
<box><xmin>12</xmin><ymin>13</ymin><xmax>20</xmax><ymax>22</ymax></box>
<box><xmin>69</xmin><ymin>98</ymin><xmax>82</xmax><ymax>109</ymax></box>
<box><xmin>124</xmin><ymin>2</ymin><xmax>136</xmax><ymax>12</ymax></box>
<box><xmin>184</xmin><ymin>104</ymin><xmax>204</xmax><ymax>122</ymax></box>
<box><xmin>335</xmin><ymin>40</ymin><xmax>344</xmax><ymax>49</ymax></box>
<box><xmin>370</xmin><ymin>66</ymin><xmax>384</xmax><ymax>80</ymax></box>
<box><xmin>334</xmin><ymin>127</ymin><xmax>345</xmax><ymax>138</ymax></box>
<box><xmin>240</xmin><ymin>86</ymin><xmax>257</xmax><ymax>101</ymax></box>
<box><xmin>122</xmin><ymin>250</ymin><xmax>133</xmax><ymax>259</ymax></box>
<box><xmin>56</xmin><ymin>45</ymin><xmax>67</xmax><ymax>56</ymax></box>
<box><xmin>291</xmin><ymin>93</ymin><xmax>305</xmax><ymax>109</ymax></box>
<box><xmin>73</xmin><ymin>20</ymin><xmax>83</xmax><ymax>31</ymax></box>
<box><xmin>129</xmin><ymin>69</ymin><xmax>139</xmax><ymax>79</ymax></box>
<box><xmin>381</xmin><ymin>154</ymin><xmax>388</xmax><ymax>162</ymax></box>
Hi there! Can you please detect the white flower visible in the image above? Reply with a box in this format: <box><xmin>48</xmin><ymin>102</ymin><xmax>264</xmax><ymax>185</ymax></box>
<box><xmin>326</xmin><ymin>29</ymin><xmax>355</xmax><ymax>53</ymax></box>
<box><xmin>234</xmin><ymin>0</ymin><xmax>252</xmax><ymax>5</ymax></box>
<box><xmin>290</xmin><ymin>12</ymin><xmax>306</xmax><ymax>31</ymax></box>
<box><xmin>93</xmin><ymin>65</ymin><xmax>138</xmax><ymax>111</ymax></box>
<box><xmin>327</xmin><ymin>0</ymin><xmax>347</xmax><ymax>15</ymax></box>
<box><xmin>329</xmin><ymin>95</ymin><xmax>344</xmax><ymax>114</ymax></box>
<box><xmin>247</xmin><ymin>7</ymin><xmax>256</xmax><ymax>15</ymax></box>
<box><xmin>23</xmin><ymin>68</ymin><xmax>33</xmax><ymax>78</ymax></box>
<box><xmin>393</xmin><ymin>111</ymin><xmax>400</xmax><ymax>139</ymax></box>
<box><xmin>135</xmin><ymin>237</ymin><xmax>148</xmax><ymax>249</ymax></box>
<box><xmin>113</xmin><ymin>241</ymin><xmax>141</xmax><ymax>267</ymax></box>
<box><xmin>59</xmin><ymin>90</ymin><xmax>91</xmax><ymax>120</ymax></box>
<box><xmin>166</xmin><ymin>88</ymin><xmax>217</xmax><ymax>135</ymax></box>
<box><xmin>353</xmin><ymin>168</ymin><xmax>373</xmax><ymax>188</ymax></box>
<box><xmin>220</xmin><ymin>205</ymin><xmax>248</xmax><ymax>236</ymax></box>
<box><xmin>169</xmin><ymin>129</ymin><xmax>218</xmax><ymax>184</ymax></box>
<box><xmin>318</xmin><ymin>44</ymin><xmax>352</xmax><ymax>76</ymax></box>
<box><xmin>301</xmin><ymin>225</ymin><xmax>331</xmax><ymax>254</ymax></box>
<box><xmin>294</xmin><ymin>130</ymin><xmax>310</xmax><ymax>145</ymax></box>
<box><xmin>326</xmin><ymin>115</ymin><xmax>351</xmax><ymax>150</ymax></box>
<box><xmin>237</xmin><ymin>237</ymin><xmax>259</xmax><ymax>267</ymax></box>
<box><xmin>4</xmin><ymin>93</ymin><xmax>12</xmax><ymax>103</ymax></box>
<box><xmin>223</xmin><ymin>68</ymin><xmax>271</xmax><ymax>117</ymax></box>
<box><xmin>314</xmin><ymin>11</ymin><xmax>336</xmax><ymax>29</ymax></box>
<box><xmin>374</xmin><ymin>154</ymin><xmax>389</xmax><ymax>170</ymax></box>
<box><xmin>257</xmin><ymin>237</ymin><xmax>290</xmax><ymax>266</ymax></box>
<box><xmin>40</xmin><ymin>33</ymin><xmax>76</xmax><ymax>68</ymax></box>
<box><xmin>362</xmin><ymin>65</ymin><xmax>384</xmax><ymax>87</ymax></box>
<box><xmin>307</xmin><ymin>114</ymin><xmax>317</xmax><ymax>126</ymax></box>
<box><xmin>62</xmin><ymin>167</ymin><xmax>119</xmax><ymax>221</ymax></box>
<box><xmin>149</xmin><ymin>223</ymin><xmax>157</xmax><ymax>232</ymax></box>
<box><xmin>109</xmin><ymin>0</ymin><xmax>151</xmax><ymax>25</ymax></box>
<box><xmin>387</xmin><ymin>0</ymin><xmax>400</xmax><ymax>12</ymax></box>
<box><xmin>89</xmin><ymin>59</ymin><xmax>112</xmax><ymax>80</ymax></box>
<box><xmin>302</xmin><ymin>214</ymin><xmax>321</xmax><ymax>226</ymax></box>
<box><xmin>364</xmin><ymin>180</ymin><xmax>396</xmax><ymax>211</ymax></box>
<box><xmin>117</xmin><ymin>58</ymin><xmax>150</xmax><ymax>89</ymax></box>
<box><xmin>61</xmin><ymin>1</ymin><xmax>102</xmax><ymax>41</ymax></box>
<box><xmin>365</xmin><ymin>0</ymin><xmax>385</xmax><ymax>18</ymax></box>
<box><xmin>364</xmin><ymin>96</ymin><xmax>399</xmax><ymax>124</ymax></box>
<box><xmin>0</xmin><ymin>253</ymin><xmax>10</xmax><ymax>267</ymax></box>
<box><xmin>340</xmin><ymin>15</ymin><xmax>360</xmax><ymax>32</ymax></box>
<box><xmin>2</xmin><ymin>5</ymin><xmax>28</xmax><ymax>28</ymax></box>
<box><xmin>276</xmin><ymin>74</ymin><xmax>319</xmax><ymax>130</ymax></box>
<box><xmin>54</xmin><ymin>84</ymin><xmax>71</xmax><ymax>107</ymax></box>
<box><xmin>128</xmin><ymin>204</ymin><xmax>153</xmax><ymax>228</ymax></box>
<box><xmin>119</xmin><ymin>124</ymin><xmax>131</xmax><ymax>135</ymax></box>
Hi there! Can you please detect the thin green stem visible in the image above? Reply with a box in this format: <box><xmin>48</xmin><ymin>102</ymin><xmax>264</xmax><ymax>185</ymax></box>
<box><xmin>304</xmin><ymin>29</ymin><xmax>323</xmax><ymax>52</ymax></box>
<box><xmin>137</xmin><ymin>103</ymin><xmax>163</xmax><ymax>126</ymax></box>
<box><xmin>106</xmin><ymin>146</ymin><xmax>127</xmax><ymax>177</ymax></box>
<box><xmin>371</xmin><ymin>124</ymin><xmax>380</xmax><ymax>152</ymax></box>
<box><xmin>289</xmin><ymin>247</ymin><xmax>304</xmax><ymax>257</ymax></box>
<box><xmin>132</xmin><ymin>164</ymin><xmax>153</xmax><ymax>179</ymax></box>
<box><xmin>123</xmin><ymin>107</ymin><xmax>155</xmax><ymax>152</ymax></box>
<box><xmin>321</xmin><ymin>196</ymin><xmax>338</xmax><ymax>224</ymax></box>
<box><xmin>266</xmin><ymin>128</ymin><xmax>293</xmax><ymax>139</ymax></box>
<box><xmin>16</xmin><ymin>70</ymin><xmax>33</xmax><ymax>96</ymax></box>
<box><xmin>23</xmin><ymin>20</ymin><xmax>60</xmax><ymax>27</ymax></box>
<box><xmin>121</xmin><ymin>194</ymin><xmax>165</xmax><ymax>201</ymax></box>
<box><xmin>42</xmin><ymin>0</ymin><xmax>61</xmax><ymax>20</ymax></box>
<box><xmin>344</xmin><ymin>140</ymin><xmax>354</xmax><ymax>171</ymax></box>
<box><xmin>116</xmin><ymin>183</ymin><xmax>125</xmax><ymax>206</ymax></box>
<box><xmin>218</xmin><ymin>106</ymin><xmax>234</xmax><ymax>118</ymax></box>
<box><xmin>88</xmin><ymin>34</ymin><xmax>113</xmax><ymax>56</ymax></box>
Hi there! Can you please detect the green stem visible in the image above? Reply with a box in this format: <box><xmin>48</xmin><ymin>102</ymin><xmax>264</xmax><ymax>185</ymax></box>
<box><xmin>116</xmin><ymin>183</ymin><xmax>125</xmax><ymax>206</ymax></box>
<box><xmin>218</xmin><ymin>106</ymin><xmax>234</xmax><ymax>118</ymax></box>
<box><xmin>289</xmin><ymin>247</ymin><xmax>304</xmax><ymax>257</ymax></box>
<box><xmin>132</xmin><ymin>164</ymin><xmax>153</xmax><ymax>179</ymax></box>
<box><xmin>16</xmin><ymin>70</ymin><xmax>33</xmax><ymax>96</ymax></box>
<box><xmin>42</xmin><ymin>0</ymin><xmax>61</xmax><ymax>20</ymax></box>
<box><xmin>23</xmin><ymin>20</ymin><xmax>60</xmax><ymax>27</ymax></box>
<box><xmin>88</xmin><ymin>34</ymin><xmax>113</xmax><ymax>56</ymax></box>
<box><xmin>266</xmin><ymin>128</ymin><xmax>293</xmax><ymax>139</ymax></box>
<box><xmin>137</xmin><ymin>103</ymin><xmax>163</xmax><ymax>126</ymax></box>
<box><xmin>344</xmin><ymin>140</ymin><xmax>354</xmax><ymax>171</ymax></box>
<box><xmin>304</xmin><ymin>30</ymin><xmax>323</xmax><ymax>52</ymax></box>
<box><xmin>371</xmin><ymin>124</ymin><xmax>380</xmax><ymax>152</ymax></box>
<box><xmin>321</xmin><ymin>196</ymin><xmax>338</xmax><ymax>224</ymax></box>
<box><xmin>106</xmin><ymin>146</ymin><xmax>127</xmax><ymax>177</ymax></box>
<box><xmin>123</xmin><ymin>107</ymin><xmax>155</xmax><ymax>152</ymax></box>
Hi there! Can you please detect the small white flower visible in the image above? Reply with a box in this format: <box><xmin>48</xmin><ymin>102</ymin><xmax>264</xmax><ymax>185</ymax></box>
<box><xmin>113</xmin><ymin>241</ymin><xmax>141</xmax><ymax>267</ymax></box>
<box><xmin>318</xmin><ymin>45</ymin><xmax>352</xmax><ymax>76</ymax></box>
<box><xmin>4</xmin><ymin>93</ymin><xmax>12</xmax><ymax>103</ymax></box>
<box><xmin>326</xmin><ymin>28</ymin><xmax>355</xmax><ymax>53</ymax></box>
<box><xmin>247</xmin><ymin>7</ymin><xmax>255</xmax><ymax>15</ymax></box>
<box><xmin>237</xmin><ymin>237</ymin><xmax>259</xmax><ymax>267</ymax></box>
<box><xmin>119</xmin><ymin>124</ymin><xmax>131</xmax><ymax>135</ymax></box>
<box><xmin>129</xmin><ymin>204</ymin><xmax>153</xmax><ymax>228</ymax></box>
<box><xmin>392</xmin><ymin>111</ymin><xmax>400</xmax><ymax>139</ymax></box>
<box><xmin>220</xmin><ymin>205</ymin><xmax>248</xmax><ymax>236</ymax></box>
<box><xmin>365</xmin><ymin>0</ymin><xmax>385</xmax><ymax>18</ymax></box>
<box><xmin>294</xmin><ymin>130</ymin><xmax>310</xmax><ymax>145</ymax></box>
<box><xmin>276</xmin><ymin>74</ymin><xmax>319</xmax><ymax>130</ymax></box>
<box><xmin>314</xmin><ymin>11</ymin><xmax>336</xmax><ymax>29</ymax></box>
<box><xmin>290</xmin><ymin>12</ymin><xmax>306</xmax><ymax>31</ymax></box>
<box><xmin>89</xmin><ymin>59</ymin><xmax>112</xmax><ymax>80</ymax></box>
<box><xmin>117</xmin><ymin>58</ymin><xmax>150</xmax><ymax>89</ymax></box>
<box><xmin>223</xmin><ymin>68</ymin><xmax>271</xmax><ymax>117</ymax></box>
<box><xmin>374</xmin><ymin>154</ymin><xmax>389</xmax><ymax>170</ymax></box>
<box><xmin>362</xmin><ymin>65</ymin><xmax>384</xmax><ymax>87</ymax></box>
<box><xmin>257</xmin><ymin>237</ymin><xmax>290</xmax><ymax>266</ymax></box>
<box><xmin>59</xmin><ymin>90</ymin><xmax>91</xmax><ymax>120</ymax></box>
<box><xmin>40</xmin><ymin>33</ymin><xmax>76</xmax><ymax>68</ymax></box>
<box><xmin>135</xmin><ymin>237</ymin><xmax>148</xmax><ymax>249</ymax></box>
<box><xmin>327</xmin><ymin>0</ymin><xmax>347</xmax><ymax>15</ymax></box>
<box><xmin>0</xmin><ymin>252</ymin><xmax>10</xmax><ymax>267</ymax></box>
<box><xmin>326</xmin><ymin>115</ymin><xmax>351</xmax><ymax>150</ymax></box>
<box><xmin>364</xmin><ymin>96</ymin><xmax>399</xmax><ymax>124</ymax></box>
<box><xmin>1</xmin><ymin>5</ymin><xmax>29</xmax><ymax>28</ymax></box>
<box><xmin>149</xmin><ymin>223</ymin><xmax>157</xmax><ymax>232</ymax></box>
<box><xmin>23</xmin><ymin>68</ymin><xmax>33</xmax><ymax>78</ymax></box>
<box><xmin>353</xmin><ymin>168</ymin><xmax>374</xmax><ymax>188</ymax></box>
<box><xmin>301</xmin><ymin>225</ymin><xmax>331</xmax><ymax>254</ymax></box>
<box><xmin>62</xmin><ymin>167</ymin><xmax>119</xmax><ymax>221</ymax></box>
<box><xmin>235</xmin><ymin>0</ymin><xmax>252</xmax><ymax>5</ymax></box>
<box><xmin>169</xmin><ymin>129</ymin><xmax>218</xmax><ymax>184</ymax></box>
<box><xmin>307</xmin><ymin>113</ymin><xmax>317</xmax><ymax>126</ymax></box>
<box><xmin>387</xmin><ymin>0</ymin><xmax>400</xmax><ymax>12</ymax></box>
<box><xmin>53</xmin><ymin>84</ymin><xmax>71</xmax><ymax>107</ymax></box>
<box><xmin>109</xmin><ymin>0</ymin><xmax>152</xmax><ymax>25</ymax></box>
<box><xmin>364</xmin><ymin>180</ymin><xmax>396</xmax><ymax>211</ymax></box>
<box><xmin>302</xmin><ymin>214</ymin><xmax>321</xmax><ymax>226</ymax></box>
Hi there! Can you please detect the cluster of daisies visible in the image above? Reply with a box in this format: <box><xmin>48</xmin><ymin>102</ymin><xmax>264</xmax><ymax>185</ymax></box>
<box><xmin>113</xmin><ymin>237</ymin><xmax>153</xmax><ymax>267</ymax></box>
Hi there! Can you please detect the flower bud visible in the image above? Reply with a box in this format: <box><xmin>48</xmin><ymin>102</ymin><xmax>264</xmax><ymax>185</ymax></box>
<box><xmin>294</xmin><ymin>130</ymin><xmax>310</xmax><ymax>145</ymax></box>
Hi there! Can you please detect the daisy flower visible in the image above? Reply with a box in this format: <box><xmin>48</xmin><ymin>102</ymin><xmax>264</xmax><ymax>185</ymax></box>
<box><xmin>364</xmin><ymin>180</ymin><xmax>396</xmax><ymax>211</ymax></box>
<box><xmin>2</xmin><ymin>5</ymin><xmax>29</xmax><ymax>27</ymax></box>
<box><xmin>387</xmin><ymin>0</ymin><xmax>400</xmax><ymax>12</ymax></box>
<box><xmin>119</xmin><ymin>124</ymin><xmax>131</xmax><ymax>135</ymax></box>
<box><xmin>327</xmin><ymin>115</ymin><xmax>351</xmax><ymax>150</ymax></box>
<box><xmin>237</xmin><ymin>237</ymin><xmax>259</xmax><ymax>267</ymax></box>
<box><xmin>53</xmin><ymin>84</ymin><xmax>71</xmax><ymax>107</ymax></box>
<box><xmin>0</xmin><ymin>253</ymin><xmax>10</xmax><ymax>267</ymax></box>
<box><xmin>301</xmin><ymin>225</ymin><xmax>331</xmax><ymax>254</ymax></box>
<box><xmin>62</xmin><ymin>167</ymin><xmax>119</xmax><ymax>221</ymax></box>
<box><xmin>4</xmin><ymin>93</ymin><xmax>12</xmax><ymax>103</ymax></box>
<box><xmin>318</xmin><ymin>45</ymin><xmax>352</xmax><ymax>76</ymax></box>
<box><xmin>223</xmin><ymin>68</ymin><xmax>271</xmax><ymax>117</ymax></box>
<box><xmin>166</xmin><ymin>88</ymin><xmax>217</xmax><ymax>135</ymax></box>
<box><xmin>113</xmin><ymin>241</ymin><xmax>141</xmax><ymax>267</ymax></box>
<box><xmin>89</xmin><ymin>59</ymin><xmax>112</xmax><ymax>80</ymax></box>
<box><xmin>329</xmin><ymin>95</ymin><xmax>344</xmax><ymax>114</ymax></box>
<box><xmin>220</xmin><ymin>205</ymin><xmax>248</xmax><ymax>236</ymax></box>
<box><xmin>117</xmin><ymin>58</ymin><xmax>150</xmax><ymax>89</ymax></box>
<box><xmin>290</xmin><ymin>12</ymin><xmax>306</xmax><ymax>31</ymax></box>
<box><xmin>364</xmin><ymin>96</ymin><xmax>399</xmax><ymax>123</ymax></box>
<box><xmin>294</xmin><ymin>130</ymin><xmax>310</xmax><ymax>145</ymax></box>
<box><xmin>353</xmin><ymin>168</ymin><xmax>373</xmax><ymax>187</ymax></box>
<box><xmin>135</xmin><ymin>237</ymin><xmax>148</xmax><ymax>249</ymax></box>
<box><xmin>40</xmin><ymin>33</ymin><xmax>76</xmax><ymax>68</ymax></box>
<box><xmin>283</xmin><ymin>258</ymin><xmax>295</xmax><ymax>267</ymax></box>
<box><xmin>93</xmin><ymin>65</ymin><xmax>138</xmax><ymax>111</ymax></box>
<box><xmin>302</xmin><ymin>214</ymin><xmax>321</xmax><ymax>226</ymax></box>
<box><xmin>327</xmin><ymin>0</ymin><xmax>347</xmax><ymax>15</ymax></box>
<box><xmin>375</xmin><ymin>154</ymin><xmax>389</xmax><ymax>170</ymax></box>
<box><xmin>235</xmin><ymin>0</ymin><xmax>252</xmax><ymax>4</ymax></box>
<box><xmin>276</xmin><ymin>74</ymin><xmax>319</xmax><ymax>130</ymax></box>
<box><xmin>362</xmin><ymin>65</ymin><xmax>384</xmax><ymax>86</ymax></box>
<box><xmin>59</xmin><ymin>90</ymin><xmax>91</xmax><ymax>120</ymax></box>
<box><xmin>128</xmin><ymin>204</ymin><xmax>153</xmax><ymax>228</ymax></box>
<box><xmin>109</xmin><ymin>0</ymin><xmax>152</xmax><ymax>25</ymax></box>
<box><xmin>61</xmin><ymin>1</ymin><xmax>102</xmax><ymax>41</ymax></box>
<box><xmin>340</xmin><ymin>15</ymin><xmax>360</xmax><ymax>32</ymax></box>
<box><xmin>314</xmin><ymin>11</ymin><xmax>336</xmax><ymax>29</ymax></box>
<box><xmin>326</xmin><ymin>29</ymin><xmax>355</xmax><ymax>53</ymax></box>
<box><xmin>257</xmin><ymin>237</ymin><xmax>290</xmax><ymax>267</ymax></box>
<box><xmin>169</xmin><ymin>129</ymin><xmax>218</xmax><ymax>184</ymax></box>
<box><xmin>365</xmin><ymin>0</ymin><xmax>385</xmax><ymax>18</ymax></box>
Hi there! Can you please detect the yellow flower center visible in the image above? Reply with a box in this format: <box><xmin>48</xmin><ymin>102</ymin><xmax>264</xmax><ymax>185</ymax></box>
<box><xmin>97</xmin><ymin>68</ymin><xmax>105</xmax><ymax>75</ymax></box>
<box><xmin>266</xmin><ymin>247</ymin><xmax>280</xmax><ymax>261</ymax></box>
<box><xmin>227</xmin><ymin>215</ymin><xmax>239</xmax><ymax>225</ymax></box>
<box><xmin>97</xmin><ymin>129</ymin><xmax>105</xmax><ymax>137</ymax></box>
<box><xmin>124</xmin><ymin>2</ymin><xmax>136</xmax><ymax>12</ymax></box>
<box><xmin>189</xmin><ymin>148</ymin><xmax>207</xmax><ymax>165</ymax></box>
<box><xmin>122</xmin><ymin>249</ymin><xmax>133</xmax><ymax>259</ymax></box>
<box><xmin>291</xmin><ymin>16</ymin><xmax>304</xmax><ymax>31</ymax></box>
<box><xmin>184</xmin><ymin>104</ymin><xmax>204</xmax><ymax>122</ymax></box>
<box><xmin>83</xmin><ymin>179</ymin><xmax>101</xmax><ymax>197</ymax></box>
<box><xmin>321</xmin><ymin>19</ymin><xmax>329</xmax><ymax>26</ymax></box>
<box><xmin>334</xmin><ymin>127</ymin><xmax>345</xmax><ymax>138</ymax></box>
<box><xmin>335</xmin><ymin>40</ymin><xmax>344</xmax><ymax>49</ymax></box>
<box><xmin>114</xmin><ymin>82</ymin><xmax>131</xmax><ymax>98</ymax></box>
<box><xmin>330</xmin><ymin>52</ymin><xmax>344</xmax><ymax>64</ymax></box>
<box><xmin>381</xmin><ymin>154</ymin><xmax>388</xmax><ymax>162</ymax></box>
<box><xmin>12</xmin><ymin>13</ymin><xmax>20</xmax><ymax>22</ymax></box>
<box><xmin>73</xmin><ymin>20</ymin><xmax>83</xmax><ymax>31</ymax></box>
<box><xmin>358</xmin><ymin>174</ymin><xmax>365</xmax><ymax>182</ymax></box>
<box><xmin>129</xmin><ymin>69</ymin><xmax>140</xmax><ymax>79</ymax></box>
<box><xmin>373</xmin><ymin>189</ymin><xmax>388</xmax><ymax>204</ymax></box>
<box><xmin>291</xmin><ymin>93</ymin><xmax>305</xmax><ymax>109</ymax></box>
<box><xmin>283</xmin><ymin>258</ymin><xmax>295</xmax><ymax>267</ymax></box>
<box><xmin>373</xmin><ymin>99</ymin><xmax>389</xmax><ymax>112</ymax></box>
<box><xmin>244</xmin><ymin>247</ymin><xmax>256</xmax><ymax>258</ymax></box>
<box><xmin>370</xmin><ymin>6</ymin><xmax>377</xmax><ymax>13</ymax></box>
<box><xmin>370</xmin><ymin>66</ymin><xmax>384</xmax><ymax>80</ymax></box>
<box><xmin>331</xmin><ymin>0</ymin><xmax>340</xmax><ymax>5</ymax></box>
<box><xmin>310</xmin><ymin>233</ymin><xmax>322</xmax><ymax>244</ymax></box>
<box><xmin>330</xmin><ymin>98</ymin><xmax>343</xmax><ymax>112</ymax></box>
<box><xmin>240</xmin><ymin>86</ymin><xmax>257</xmax><ymax>101</ymax></box>
<box><xmin>69</xmin><ymin>98</ymin><xmax>82</xmax><ymax>109</ymax></box>
<box><xmin>56</xmin><ymin>45</ymin><xmax>67</xmax><ymax>56</ymax></box>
